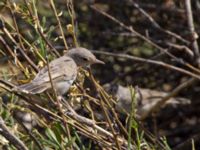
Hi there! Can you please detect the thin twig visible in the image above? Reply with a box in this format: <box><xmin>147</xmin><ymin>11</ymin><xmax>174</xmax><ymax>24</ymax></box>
<box><xmin>23</xmin><ymin>0</ymin><xmax>60</xmax><ymax>57</ymax></box>
<box><xmin>0</xmin><ymin>36</ymin><xmax>28</xmax><ymax>77</ymax></box>
<box><xmin>0</xmin><ymin>17</ymin><xmax>47</xmax><ymax>63</ymax></box>
<box><xmin>66</xmin><ymin>0</ymin><xmax>79</xmax><ymax>47</ymax></box>
<box><xmin>0</xmin><ymin>78</ymin><xmax>129</xmax><ymax>149</ymax></box>
<box><xmin>99</xmin><ymin>96</ymin><xmax>121</xmax><ymax>149</ymax></box>
<box><xmin>62</xmin><ymin>99</ymin><xmax>130</xmax><ymax>149</ymax></box>
<box><xmin>166</xmin><ymin>42</ymin><xmax>194</xmax><ymax>58</ymax></box>
<box><xmin>88</xmin><ymin>72</ymin><xmax>129</xmax><ymax>138</ymax></box>
<box><xmin>138</xmin><ymin>78</ymin><xmax>196</xmax><ymax>120</ymax></box>
<box><xmin>49</xmin><ymin>0</ymin><xmax>69</xmax><ymax>50</ymax></box>
<box><xmin>91</xmin><ymin>5</ymin><xmax>200</xmax><ymax>74</ymax></box>
<box><xmin>0</xmin><ymin>20</ymin><xmax>39</xmax><ymax>72</ymax></box>
<box><xmin>0</xmin><ymin>116</ymin><xmax>29</xmax><ymax>150</ymax></box>
<box><xmin>92</xmin><ymin>50</ymin><xmax>200</xmax><ymax>80</ymax></box>
<box><xmin>130</xmin><ymin>1</ymin><xmax>190</xmax><ymax>45</ymax></box>
<box><xmin>90</xmin><ymin>5</ymin><xmax>182</xmax><ymax>64</ymax></box>
<box><xmin>185</xmin><ymin>0</ymin><xmax>200</xmax><ymax>65</ymax></box>
<box><xmin>46</xmin><ymin>57</ymin><xmax>73</xmax><ymax>149</ymax></box>
<box><xmin>15</xmin><ymin>118</ymin><xmax>44</xmax><ymax>150</ymax></box>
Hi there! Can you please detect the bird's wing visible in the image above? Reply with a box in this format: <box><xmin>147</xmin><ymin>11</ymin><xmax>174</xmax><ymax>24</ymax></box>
<box><xmin>33</xmin><ymin>56</ymin><xmax>77</xmax><ymax>84</ymax></box>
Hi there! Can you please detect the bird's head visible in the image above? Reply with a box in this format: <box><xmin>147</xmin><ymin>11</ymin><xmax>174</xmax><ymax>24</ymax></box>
<box><xmin>67</xmin><ymin>47</ymin><xmax>104</xmax><ymax>67</ymax></box>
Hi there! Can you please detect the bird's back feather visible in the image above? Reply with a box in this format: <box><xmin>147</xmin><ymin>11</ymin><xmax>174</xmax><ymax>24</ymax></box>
<box><xmin>16</xmin><ymin>54</ymin><xmax>77</xmax><ymax>94</ymax></box>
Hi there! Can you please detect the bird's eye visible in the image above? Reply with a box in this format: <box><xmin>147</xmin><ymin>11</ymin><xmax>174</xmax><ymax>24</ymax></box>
<box><xmin>82</xmin><ymin>57</ymin><xmax>88</xmax><ymax>61</ymax></box>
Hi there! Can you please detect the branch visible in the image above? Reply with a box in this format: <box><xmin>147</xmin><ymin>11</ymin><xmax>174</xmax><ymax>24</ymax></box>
<box><xmin>90</xmin><ymin>5</ymin><xmax>182</xmax><ymax>65</ymax></box>
<box><xmin>62</xmin><ymin>99</ymin><xmax>130</xmax><ymax>149</ymax></box>
<box><xmin>0</xmin><ymin>117</ymin><xmax>28</xmax><ymax>150</ymax></box>
<box><xmin>185</xmin><ymin>0</ymin><xmax>200</xmax><ymax>65</ymax></box>
<box><xmin>92</xmin><ymin>50</ymin><xmax>200</xmax><ymax>80</ymax></box>
<box><xmin>91</xmin><ymin>4</ymin><xmax>200</xmax><ymax>75</ymax></box>
<box><xmin>131</xmin><ymin>1</ymin><xmax>190</xmax><ymax>45</ymax></box>
<box><xmin>137</xmin><ymin>78</ymin><xmax>196</xmax><ymax>120</ymax></box>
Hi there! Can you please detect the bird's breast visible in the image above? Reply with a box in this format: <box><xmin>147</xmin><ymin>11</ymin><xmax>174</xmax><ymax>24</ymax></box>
<box><xmin>54</xmin><ymin>75</ymin><xmax>76</xmax><ymax>95</ymax></box>
<box><xmin>54</xmin><ymin>80</ymin><xmax>72</xmax><ymax>95</ymax></box>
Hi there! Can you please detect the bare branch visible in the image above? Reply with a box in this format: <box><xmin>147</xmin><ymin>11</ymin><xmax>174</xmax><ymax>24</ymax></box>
<box><xmin>90</xmin><ymin>5</ymin><xmax>182</xmax><ymax>64</ymax></box>
<box><xmin>185</xmin><ymin>0</ymin><xmax>200</xmax><ymax>65</ymax></box>
<box><xmin>131</xmin><ymin>1</ymin><xmax>190</xmax><ymax>45</ymax></box>
<box><xmin>0</xmin><ymin>117</ymin><xmax>28</xmax><ymax>150</ymax></box>
<box><xmin>92</xmin><ymin>50</ymin><xmax>200</xmax><ymax>80</ymax></box>
<box><xmin>137</xmin><ymin>78</ymin><xmax>196</xmax><ymax>120</ymax></box>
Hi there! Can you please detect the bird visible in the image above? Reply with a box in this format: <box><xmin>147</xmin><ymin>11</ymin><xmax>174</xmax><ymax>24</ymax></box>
<box><xmin>103</xmin><ymin>83</ymin><xmax>191</xmax><ymax>117</ymax></box>
<box><xmin>16</xmin><ymin>47</ymin><xmax>104</xmax><ymax>95</ymax></box>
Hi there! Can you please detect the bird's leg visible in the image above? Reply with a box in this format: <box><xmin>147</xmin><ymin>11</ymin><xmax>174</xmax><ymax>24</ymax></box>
<box><xmin>57</xmin><ymin>95</ymin><xmax>62</xmax><ymax>101</ymax></box>
<box><xmin>55</xmin><ymin>95</ymin><xmax>63</xmax><ymax>108</ymax></box>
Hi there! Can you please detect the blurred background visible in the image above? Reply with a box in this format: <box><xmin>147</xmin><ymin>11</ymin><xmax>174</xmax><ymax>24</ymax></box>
<box><xmin>1</xmin><ymin>0</ymin><xmax>200</xmax><ymax>149</ymax></box>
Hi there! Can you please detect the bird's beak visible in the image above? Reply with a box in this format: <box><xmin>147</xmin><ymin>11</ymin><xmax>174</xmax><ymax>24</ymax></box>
<box><xmin>94</xmin><ymin>58</ymin><xmax>105</xmax><ymax>64</ymax></box>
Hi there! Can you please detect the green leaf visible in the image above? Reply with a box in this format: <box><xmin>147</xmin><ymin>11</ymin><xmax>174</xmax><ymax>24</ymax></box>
<box><xmin>45</xmin><ymin>128</ymin><xmax>61</xmax><ymax>147</ymax></box>
<box><xmin>53</xmin><ymin>123</ymin><xmax>63</xmax><ymax>143</ymax></box>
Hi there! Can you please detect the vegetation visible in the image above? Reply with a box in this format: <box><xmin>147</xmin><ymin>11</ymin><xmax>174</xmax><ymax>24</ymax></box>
<box><xmin>0</xmin><ymin>0</ymin><xmax>199</xmax><ymax>149</ymax></box>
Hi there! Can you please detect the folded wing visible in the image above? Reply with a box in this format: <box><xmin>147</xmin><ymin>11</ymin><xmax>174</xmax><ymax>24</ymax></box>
<box><xmin>17</xmin><ymin>56</ymin><xmax>77</xmax><ymax>94</ymax></box>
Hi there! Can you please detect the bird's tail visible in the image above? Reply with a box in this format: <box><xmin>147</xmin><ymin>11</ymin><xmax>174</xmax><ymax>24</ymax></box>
<box><xmin>15</xmin><ymin>82</ymin><xmax>48</xmax><ymax>94</ymax></box>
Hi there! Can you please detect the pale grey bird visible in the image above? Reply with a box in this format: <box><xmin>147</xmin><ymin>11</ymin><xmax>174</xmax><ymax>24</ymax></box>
<box><xmin>104</xmin><ymin>84</ymin><xmax>191</xmax><ymax>117</ymax></box>
<box><xmin>17</xmin><ymin>47</ymin><xmax>104</xmax><ymax>95</ymax></box>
